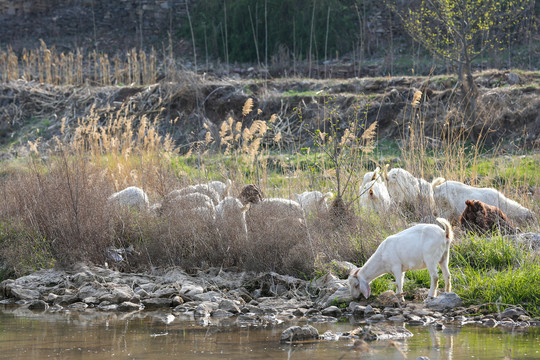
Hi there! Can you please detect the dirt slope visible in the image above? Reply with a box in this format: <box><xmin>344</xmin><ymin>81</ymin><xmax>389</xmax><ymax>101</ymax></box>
<box><xmin>1</xmin><ymin>70</ymin><xmax>539</xmax><ymax>159</ymax></box>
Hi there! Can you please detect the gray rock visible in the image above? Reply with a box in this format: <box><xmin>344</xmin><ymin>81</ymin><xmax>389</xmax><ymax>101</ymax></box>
<box><xmin>28</xmin><ymin>300</ymin><xmax>49</xmax><ymax>310</ymax></box>
<box><xmin>425</xmin><ymin>293</ymin><xmax>463</xmax><ymax>311</ymax></box>
<box><xmin>321</xmin><ymin>286</ymin><xmax>352</xmax><ymax>308</ymax></box>
<box><xmin>280</xmin><ymin>325</ymin><xmax>319</xmax><ymax>342</ymax></box>
<box><xmin>180</xmin><ymin>283</ymin><xmax>204</xmax><ymax>298</ymax></box>
<box><xmin>117</xmin><ymin>301</ymin><xmax>142</xmax><ymax>312</ymax></box>
<box><xmin>54</xmin><ymin>294</ymin><xmax>79</xmax><ymax>305</ymax></box>
<box><xmin>388</xmin><ymin>315</ymin><xmax>405</xmax><ymax>322</ymax></box>
<box><xmin>171</xmin><ymin>295</ymin><xmax>184</xmax><ymax>307</ymax></box>
<box><xmin>312</xmin><ymin>273</ymin><xmax>341</xmax><ymax>288</ymax></box>
<box><xmin>499</xmin><ymin>307</ymin><xmax>527</xmax><ymax>320</ymax></box>
<box><xmin>98</xmin><ymin>303</ymin><xmax>119</xmax><ymax>311</ymax></box>
<box><xmin>142</xmin><ymin>298</ymin><xmax>172</xmax><ymax>309</ymax></box>
<box><xmin>219</xmin><ymin>299</ymin><xmax>241</xmax><ymax>314</ymax></box>
<box><xmin>416</xmin><ymin>357</ymin><xmax>431</xmax><ymax>360</ymax></box>
<box><xmin>82</xmin><ymin>296</ymin><xmax>100</xmax><ymax>305</ymax></box>
<box><xmin>357</xmin><ymin>325</ymin><xmax>414</xmax><ymax>341</ymax></box>
<box><xmin>364</xmin><ymin>305</ymin><xmax>376</xmax><ymax>316</ymax></box>
<box><xmin>9</xmin><ymin>287</ymin><xmax>40</xmax><ymax>301</ymax></box>
<box><xmin>195</xmin><ymin>301</ymin><xmax>218</xmax><ymax>317</ymax></box>
<box><xmin>151</xmin><ymin>287</ymin><xmax>178</xmax><ymax>299</ymax></box>
<box><xmin>367</xmin><ymin>314</ymin><xmax>385</xmax><ymax>322</ymax></box>
<box><xmin>194</xmin><ymin>291</ymin><xmax>222</xmax><ymax>303</ymax></box>
<box><xmin>351</xmin><ymin>305</ymin><xmax>366</xmax><ymax>317</ymax></box>
<box><xmin>68</xmin><ymin>302</ymin><xmax>89</xmax><ymax>310</ymax></box>
<box><xmin>293</xmin><ymin>308</ymin><xmax>308</xmax><ymax>317</ymax></box>
<box><xmin>212</xmin><ymin>309</ymin><xmax>234</xmax><ymax>317</ymax></box>
<box><xmin>376</xmin><ymin>290</ymin><xmax>400</xmax><ymax>307</ymax></box>
<box><xmin>134</xmin><ymin>287</ymin><xmax>149</xmax><ymax>299</ymax></box>
<box><xmin>78</xmin><ymin>284</ymin><xmax>109</xmax><ymax>300</ymax></box>
<box><xmin>243</xmin><ymin>304</ymin><xmax>265</xmax><ymax>314</ymax></box>
<box><xmin>321</xmin><ymin>306</ymin><xmax>342</xmax><ymax>318</ymax></box>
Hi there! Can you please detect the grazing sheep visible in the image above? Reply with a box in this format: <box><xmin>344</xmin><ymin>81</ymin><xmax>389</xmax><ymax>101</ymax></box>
<box><xmin>385</xmin><ymin>168</ymin><xmax>436</xmax><ymax>218</ymax></box>
<box><xmin>245</xmin><ymin>198</ymin><xmax>313</xmax><ymax>273</ymax></box>
<box><xmin>294</xmin><ymin>191</ymin><xmax>333</xmax><ymax>217</ymax></box>
<box><xmin>432</xmin><ymin>178</ymin><xmax>533</xmax><ymax>224</ymax></box>
<box><xmin>348</xmin><ymin>218</ymin><xmax>453</xmax><ymax>300</ymax></box>
<box><xmin>360</xmin><ymin>179</ymin><xmax>391</xmax><ymax>214</ymax></box>
<box><xmin>247</xmin><ymin>198</ymin><xmax>306</xmax><ymax>223</ymax></box>
<box><xmin>207</xmin><ymin>179</ymin><xmax>232</xmax><ymax>200</ymax></box>
<box><xmin>161</xmin><ymin>193</ymin><xmax>216</xmax><ymax>220</ymax></box>
<box><xmin>164</xmin><ymin>184</ymin><xmax>221</xmax><ymax>206</ymax></box>
<box><xmin>215</xmin><ymin>196</ymin><xmax>250</xmax><ymax>243</ymax></box>
<box><xmin>460</xmin><ymin>199</ymin><xmax>515</xmax><ymax>234</ymax></box>
<box><xmin>107</xmin><ymin>186</ymin><xmax>149</xmax><ymax>210</ymax></box>
<box><xmin>361</xmin><ymin>165</ymin><xmax>387</xmax><ymax>188</ymax></box>
<box><xmin>238</xmin><ymin>184</ymin><xmax>264</xmax><ymax>205</ymax></box>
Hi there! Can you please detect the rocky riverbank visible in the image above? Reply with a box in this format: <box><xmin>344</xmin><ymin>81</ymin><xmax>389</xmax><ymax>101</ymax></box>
<box><xmin>1</xmin><ymin>263</ymin><xmax>538</xmax><ymax>339</ymax></box>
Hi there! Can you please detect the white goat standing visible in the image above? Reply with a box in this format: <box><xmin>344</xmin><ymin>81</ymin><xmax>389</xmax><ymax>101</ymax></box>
<box><xmin>385</xmin><ymin>168</ymin><xmax>436</xmax><ymax>218</ymax></box>
<box><xmin>107</xmin><ymin>186</ymin><xmax>149</xmax><ymax>211</ymax></box>
<box><xmin>348</xmin><ymin>218</ymin><xmax>453</xmax><ymax>300</ymax></box>
<box><xmin>294</xmin><ymin>191</ymin><xmax>333</xmax><ymax>218</ymax></box>
<box><xmin>360</xmin><ymin>179</ymin><xmax>391</xmax><ymax>214</ymax></box>
<box><xmin>432</xmin><ymin>178</ymin><xmax>534</xmax><ymax>223</ymax></box>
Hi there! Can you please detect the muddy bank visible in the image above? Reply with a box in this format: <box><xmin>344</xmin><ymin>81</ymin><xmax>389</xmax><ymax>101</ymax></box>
<box><xmin>1</xmin><ymin>70</ymin><xmax>539</xmax><ymax>158</ymax></box>
<box><xmin>1</xmin><ymin>264</ymin><xmax>538</xmax><ymax>334</ymax></box>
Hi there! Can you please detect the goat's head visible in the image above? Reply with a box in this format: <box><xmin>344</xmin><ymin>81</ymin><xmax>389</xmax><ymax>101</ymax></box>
<box><xmin>348</xmin><ymin>268</ymin><xmax>371</xmax><ymax>299</ymax></box>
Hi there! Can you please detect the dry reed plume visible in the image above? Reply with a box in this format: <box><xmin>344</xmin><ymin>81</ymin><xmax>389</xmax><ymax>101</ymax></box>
<box><xmin>0</xmin><ymin>41</ymin><xmax>157</xmax><ymax>86</ymax></box>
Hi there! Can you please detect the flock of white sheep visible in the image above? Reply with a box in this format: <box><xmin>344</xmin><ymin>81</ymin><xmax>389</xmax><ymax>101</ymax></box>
<box><xmin>107</xmin><ymin>166</ymin><xmax>535</xmax><ymax>301</ymax></box>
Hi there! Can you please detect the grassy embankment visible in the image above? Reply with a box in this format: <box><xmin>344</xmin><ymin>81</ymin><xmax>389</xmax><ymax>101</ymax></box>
<box><xmin>0</xmin><ymin>75</ymin><xmax>539</xmax><ymax>316</ymax></box>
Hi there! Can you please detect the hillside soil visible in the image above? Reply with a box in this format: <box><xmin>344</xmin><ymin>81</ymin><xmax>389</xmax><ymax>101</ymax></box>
<box><xmin>1</xmin><ymin>70</ymin><xmax>539</xmax><ymax>159</ymax></box>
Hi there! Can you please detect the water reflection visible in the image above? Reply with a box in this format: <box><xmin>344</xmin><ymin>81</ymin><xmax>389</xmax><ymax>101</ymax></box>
<box><xmin>0</xmin><ymin>306</ymin><xmax>538</xmax><ymax>360</ymax></box>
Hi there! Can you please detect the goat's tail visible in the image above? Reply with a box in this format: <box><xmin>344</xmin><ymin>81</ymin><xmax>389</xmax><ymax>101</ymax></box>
<box><xmin>436</xmin><ymin>217</ymin><xmax>453</xmax><ymax>243</ymax></box>
<box><xmin>431</xmin><ymin>177</ymin><xmax>446</xmax><ymax>189</ymax></box>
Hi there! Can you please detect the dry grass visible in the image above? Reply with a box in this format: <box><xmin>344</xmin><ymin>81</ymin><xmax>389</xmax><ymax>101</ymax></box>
<box><xmin>0</xmin><ymin>41</ymin><xmax>157</xmax><ymax>86</ymax></box>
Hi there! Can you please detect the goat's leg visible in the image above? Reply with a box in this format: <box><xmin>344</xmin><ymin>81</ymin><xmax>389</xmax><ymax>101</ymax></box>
<box><xmin>439</xmin><ymin>251</ymin><xmax>452</xmax><ymax>293</ymax></box>
<box><xmin>392</xmin><ymin>266</ymin><xmax>405</xmax><ymax>302</ymax></box>
<box><xmin>426</xmin><ymin>263</ymin><xmax>439</xmax><ymax>299</ymax></box>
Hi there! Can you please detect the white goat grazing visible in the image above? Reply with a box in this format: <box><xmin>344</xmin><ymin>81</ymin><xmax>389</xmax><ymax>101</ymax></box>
<box><xmin>162</xmin><ymin>193</ymin><xmax>216</xmax><ymax>220</ymax></box>
<box><xmin>107</xmin><ymin>186</ymin><xmax>149</xmax><ymax>210</ymax></box>
<box><xmin>207</xmin><ymin>179</ymin><xmax>232</xmax><ymax>201</ymax></box>
<box><xmin>294</xmin><ymin>191</ymin><xmax>333</xmax><ymax>217</ymax></box>
<box><xmin>361</xmin><ymin>165</ymin><xmax>387</xmax><ymax>188</ymax></box>
<box><xmin>360</xmin><ymin>179</ymin><xmax>391</xmax><ymax>214</ymax></box>
<box><xmin>165</xmin><ymin>184</ymin><xmax>221</xmax><ymax>206</ymax></box>
<box><xmin>385</xmin><ymin>168</ymin><xmax>436</xmax><ymax>218</ymax></box>
<box><xmin>348</xmin><ymin>218</ymin><xmax>453</xmax><ymax>300</ymax></box>
<box><xmin>215</xmin><ymin>197</ymin><xmax>250</xmax><ymax>242</ymax></box>
<box><xmin>432</xmin><ymin>178</ymin><xmax>533</xmax><ymax>223</ymax></box>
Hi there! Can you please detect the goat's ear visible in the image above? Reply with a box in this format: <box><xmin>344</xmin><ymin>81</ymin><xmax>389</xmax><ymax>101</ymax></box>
<box><xmin>294</xmin><ymin>193</ymin><xmax>300</xmax><ymax>201</ymax></box>
<box><xmin>241</xmin><ymin>203</ymin><xmax>251</xmax><ymax>212</ymax></box>
<box><xmin>465</xmin><ymin>200</ymin><xmax>473</xmax><ymax>207</ymax></box>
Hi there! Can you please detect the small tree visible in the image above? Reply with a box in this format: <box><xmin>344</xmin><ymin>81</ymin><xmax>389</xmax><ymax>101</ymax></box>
<box><xmin>386</xmin><ymin>0</ymin><xmax>533</xmax><ymax>115</ymax></box>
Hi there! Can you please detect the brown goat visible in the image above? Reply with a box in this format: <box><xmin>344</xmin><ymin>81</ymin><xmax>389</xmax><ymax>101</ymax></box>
<box><xmin>459</xmin><ymin>199</ymin><xmax>515</xmax><ymax>234</ymax></box>
<box><xmin>238</xmin><ymin>184</ymin><xmax>264</xmax><ymax>205</ymax></box>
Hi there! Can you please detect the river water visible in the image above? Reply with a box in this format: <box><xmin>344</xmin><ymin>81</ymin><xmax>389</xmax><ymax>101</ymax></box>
<box><xmin>0</xmin><ymin>306</ymin><xmax>539</xmax><ymax>360</ymax></box>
